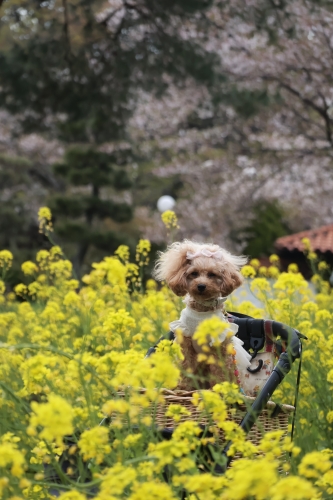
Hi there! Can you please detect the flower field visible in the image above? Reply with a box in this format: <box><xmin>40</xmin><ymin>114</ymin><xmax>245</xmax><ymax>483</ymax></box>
<box><xmin>0</xmin><ymin>212</ymin><xmax>333</xmax><ymax>499</ymax></box>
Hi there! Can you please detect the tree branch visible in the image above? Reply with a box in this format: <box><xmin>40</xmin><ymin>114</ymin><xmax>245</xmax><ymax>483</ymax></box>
<box><xmin>62</xmin><ymin>0</ymin><xmax>72</xmax><ymax>68</ymax></box>
<box><xmin>264</xmin><ymin>76</ymin><xmax>333</xmax><ymax>145</ymax></box>
<box><xmin>98</xmin><ymin>6</ymin><xmax>123</xmax><ymax>27</ymax></box>
<box><xmin>318</xmin><ymin>90</ymin><xmax>333</xmax><ymax>145</ymax></box>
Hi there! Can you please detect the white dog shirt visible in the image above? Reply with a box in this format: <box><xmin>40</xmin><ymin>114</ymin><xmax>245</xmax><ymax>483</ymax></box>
<box><xmin>170</xmin><ymin>307</ymin><xmax>277</xmax><ymax>397</ymax></box>
<box><xmin>169</xmin><ymin>307</ymin><xmax>252</xmax><ymax>371</ymax></box>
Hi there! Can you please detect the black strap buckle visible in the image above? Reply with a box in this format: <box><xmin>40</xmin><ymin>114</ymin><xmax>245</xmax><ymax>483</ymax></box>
<box><xmin>249</xmin><ymin>336</ymin><xmax>264</xmax><ymax>359</ymax></box>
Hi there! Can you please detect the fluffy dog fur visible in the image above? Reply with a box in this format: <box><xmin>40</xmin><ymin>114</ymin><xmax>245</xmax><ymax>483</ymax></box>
<box><xmin>153</xmin><ymin>240</ymin><xmax>248</xmax><ymax>390</ymax></box>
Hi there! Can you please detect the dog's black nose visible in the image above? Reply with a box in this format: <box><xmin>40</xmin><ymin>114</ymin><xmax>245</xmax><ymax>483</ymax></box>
<box><xmin>197</xmin><ymin>284</ymin><xmax>206</xmax><ymax>292</ymax></box>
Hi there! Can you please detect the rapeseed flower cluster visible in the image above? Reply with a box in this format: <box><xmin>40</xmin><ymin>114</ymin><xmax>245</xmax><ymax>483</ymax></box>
<box><xmin>161</xmin><ymin>210</ymin><xmax>180</xmax><ymax>243</ymax></box>
<box><xmin>38</xmin><ymin>206</ymin><xmax>53</xmax><ymax>233</ymax></box>
<box><xmin>161</xmin><ymin>210</ymin><xmax>179</xmax><ymax>231</ymax></box>
<box><xmin>0</xmin><ymin>209</ymin><xmax>333</xmax><ymax>498</ymax></box>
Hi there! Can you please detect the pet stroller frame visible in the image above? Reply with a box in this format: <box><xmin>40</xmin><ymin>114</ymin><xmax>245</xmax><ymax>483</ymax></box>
<box><xmin>145</xmin><ymin>311</ymin><xmax>306</xmax><ymax>468</ymax></box>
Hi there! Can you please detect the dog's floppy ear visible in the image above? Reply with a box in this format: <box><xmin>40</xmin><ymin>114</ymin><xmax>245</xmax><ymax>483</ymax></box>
<box><xmin>220</xmin><ymin>268</ymin><xmax>244</xmax><ymax>297</ymax></box>
<box><xmin>153</xmin><ymin>241</ymin><xmax>192</xmax><ymax>297</ymax></box>
<box><xmin>216</xmin><ymin>250</ymin><xmax>247</xmax><ymax>297</ymax></box>
<box><xmin>167</xmin><ymin>269</ymin><xmax>188</xmax><ymax>296</ymax></box>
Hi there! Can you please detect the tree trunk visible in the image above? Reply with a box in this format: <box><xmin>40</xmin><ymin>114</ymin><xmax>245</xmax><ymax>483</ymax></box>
<box><xmin>73</xmin><ymin>184</ymin><xmax>100</xmax><ymax>278</ymax></box>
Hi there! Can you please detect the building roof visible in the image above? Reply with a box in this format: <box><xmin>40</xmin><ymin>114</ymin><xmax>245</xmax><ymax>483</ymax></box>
<box><xmin>275</xmin><ymin>224</ymin><xmax>333</xmax><ymax>253</ymax></box>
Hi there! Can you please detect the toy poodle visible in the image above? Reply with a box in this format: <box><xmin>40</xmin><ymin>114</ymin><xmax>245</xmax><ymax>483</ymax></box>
<box><xmin>153</xmin><ymin>240</ymin><xmax>252</xmax><ymax>391</ymax></box>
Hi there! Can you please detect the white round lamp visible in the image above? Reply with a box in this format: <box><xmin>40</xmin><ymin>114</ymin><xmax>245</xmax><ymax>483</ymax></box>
<box><xmin>157</xmin><ymin>195</ymin><xmax>176</xmax><ymax>213</ymax></box>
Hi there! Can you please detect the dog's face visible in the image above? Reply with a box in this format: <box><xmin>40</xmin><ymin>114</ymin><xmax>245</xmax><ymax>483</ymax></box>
<box><xmin>153</xmin><ymin>241</ymin><xmax>247</xmax><ymax>300</ymax></box>
<box><xmin>185</xmin><ymin>258</ymin><xmax>224</xmax><ymax>300</ymax></box>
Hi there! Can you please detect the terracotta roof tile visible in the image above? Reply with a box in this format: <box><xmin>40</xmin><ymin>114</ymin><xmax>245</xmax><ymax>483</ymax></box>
<box><xmin>275</xmin><ymin>224</ymin><xmax>333</xmax><ymax>253</ymax></box>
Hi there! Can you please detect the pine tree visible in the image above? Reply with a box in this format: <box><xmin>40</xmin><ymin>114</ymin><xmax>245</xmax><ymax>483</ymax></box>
<box><xmin>0</xmin><ymin>0</ymin><xmax>219</xmax><ymax>144</ymax></box>
<box><xmin>51</xmin><ymin>146</ymin><xmax>133</xmax><ymax>275</ymax></box>
<box><xmin>0</xmin><ymin>0</ymin><xmax>221</xmax><ymax>273</ymax></box>
<box><xmin>0</xmin><ymin>153</ymin><xmax>48</xmax><ymax>284</ymax></box>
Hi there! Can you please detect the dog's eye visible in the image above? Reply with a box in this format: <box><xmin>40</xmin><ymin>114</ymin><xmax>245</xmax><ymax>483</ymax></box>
<box><xmin>208</xmin><ymin>272</ymin><xmax>217</xmax><ymax>278</ymax></box>
<box><xmin>189</xmin><ymin>271</ymin><xmax>199</xmax><ymax>277</ymax></box>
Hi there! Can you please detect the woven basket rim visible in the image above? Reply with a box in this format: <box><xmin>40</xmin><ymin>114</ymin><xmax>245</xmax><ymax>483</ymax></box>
<box><xmin>116</xmin><ymin>387</ymin><xmax>295</xmax><ymax>414</ymax></box>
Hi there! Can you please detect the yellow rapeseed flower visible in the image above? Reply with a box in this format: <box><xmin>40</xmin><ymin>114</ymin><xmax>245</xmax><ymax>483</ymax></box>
<box><xmin>222</xmin><ymin>457</ymin><xmax>278</xmax><ymax>500</ymax></box>
<box><xmin>38</xmin><ymin>206</ymin><xmax>53</xmax><ymax>233</ymax></box>
<box><xmin>240</xmin><ymin>265</ymin><xmax>256</xmax><ymax>278</ymax></box>
<box><xmin>21</xmin><ymin>261</ymin><xmax>38</xmax><ymax>275</ymax></box>
<box><xmin>96</xmin><ymin>463</ymin><xmax>137</xmax><ymax>499</ymax></box>
<box><xmin>193</xmin><ymin>316</ymin><xmax>234</xmax><ymax>347</ymax></box>
<box><xmin>165</xmin><ymin>404</ymin><xmax>191</xmax><ymax>422</ymax></box>
<box><xmin>0</xmin><ymin>249</ymin><xmax>13</xmax><ymax>269</ymax></box>
<box><xmin>78</xmin><ymin>426</ymin><xmax>111</xmax><ymax>464</ymax></box>
<box><xmin>58</xmin><ymin>492</ymin><xmax>87</xmax><ymax>500</ymax></box>
<box><xmin>126</xmin><ymin>263</ymin><xmax>140</xmax><ymax>284</ymax></box>
<box><xmin>302</xmin><ymin>237</ymin><xmax>311</xmax><ymax>251</ymax></box>
<box><xmin>274</xmin><ymin>272</ymin><xmax>308</xmax><ymax>295</ymax></box>
<box><xmin>318</xmin><ymin>261</ymin><xmax>328</xmax><ymax>271</ymax></box>
<box><xmin>269</xmin><ymin>254</ymin><xmax>280</xmax><ymax>264</ymax></box>
<box><xmin>123</xmin><ymin>433</ymin><xmax>142</xmax><ymax>448</ymax></box>
<box><xmin>14</xmin><ymin>283</ymin><xmax>28</xmax><ymax>297</ymax></box>
<box><xmin>316</xmin><ymin>469</ymin><xmax>333</xmax><ymax>495</ymax></box>
<box><xmin>298</xmin><ymin>450</ymin><xmax>332</xmax><ymax>479</ymax></box>
<box><xmin>270</xmin><ymin>475</ymin><xmax>318</xmax><ymax>500</ymax></box>
<box><xmin>102</xmin><ymin>399</ymin><xmax>130</xmax><ymax>416</ymax></box>
<box><xmin>146</xmin><ymin>278</ymin><xmax>157</xmax><ymax>290</ymax></box>
<box><xmin>161</xmin><ymin>210</ymin><xmax>179</xmax><ymax>230</ymax></box>
<box><xmin>135</xmin><ymin>239</ymin><xmax>151</xmax><ymax>265</ymax></box>
<box><xmin>267</xmin><ymin>265</ymin><xmax>280</xmax><ymax>278</ymax></box>
<box><xmin>288</xmin><ymin>263</ymin><xmax>299</xmax><ymax>273</ymax></box>
<box><xmin>250</xmin><ymin>258</ymin><xmax>260</xmax><ymax>269</ymax></box>
<box><xmin>128</xmin><ymin>481</ymin><xmax>177</xmax><ymax>500</ymax></box>
<box><xmin>258</xmin><ymin>266</ymin><xmax>267</xmax><ymax>276</ymax></box>
<box><xmin>250</xmin><ymin>278</ymin><xmax>271</xmax><ymax>301</ymax></box>
<box><xmin>29</xmin><ymin>394</ymin><xmax>73</xmax><ymax>445</ymax></box>
<box><xmin>115</xmin><ymin>244</ymin><xmax>130</xmax><ymax>263</ymax></box>
<box><xmin>213</xmin><ymin>382</ymin><xmax>244</xmax><ymax>405</ymax></box>
<box><xmin>0</xmin><ymin>440</ymin><xmax>25</xmax><ymax>477</ymax></box>
<box><xmin>156</xmin><ymin>339</ymin><xmax>183</xmax><ymax>360</ymax></box>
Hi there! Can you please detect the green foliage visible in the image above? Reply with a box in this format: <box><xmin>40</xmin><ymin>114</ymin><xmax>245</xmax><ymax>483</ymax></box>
<box><xmin>0</xmin><ymin>154</ymin><xmax>35</xmax><ymax>238</ymax></box>
<box><xmin>228</xmin><ymin>88</ymin><xmax>271</xmax><ymax>118</ymax></box>
<box><xmin>211</xmin><ymin>87</ymin><xmax>272</xmax><ymax>119</ymax></box>
<box><xmin>89</xmin><ymin>229</ymin><xmax>133</xmax><ymax>252</ymax></box>
<box><xmin>0</xmin><ymin>153</ymin><xmax>32</xmax><ymax>184</ymax></box>
<box><xmin>237</xmin><ymin>200</ymin><xmax>290</xmax><ymax>257</ymax></box>
<box><xmin>0</xmin><ymin>153</ymin><xmax>50</xmax><ymax>286</ymax></box>
<box><xmin>53</xmin><ymin>147</ymin><xmax>131</xmax><ymax>188</ymax></box>
<box><xmin>0</xmin><ymin>0</ymin><xmax>221</xmax><ymax>144</ymax></box>
<box><xmin>0</xmin><ymin>0</ymin><xmax>225</xmax><ymax>277</ymax></box>
<box><xmin>50</xmin><ymin>146</ymin><xmax>133</xmax><ymax>273</ymax></box>
<box><xmin>51</xmin><ymin>195</ymin><xmax>132</xmax><ymax>222</ymax></box>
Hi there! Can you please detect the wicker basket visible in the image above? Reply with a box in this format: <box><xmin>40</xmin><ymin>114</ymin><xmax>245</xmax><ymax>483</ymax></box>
<box><xmin>116</xmin><ymin>389</ymin><xmax>295</xmax><ymax>448</ymax></box>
